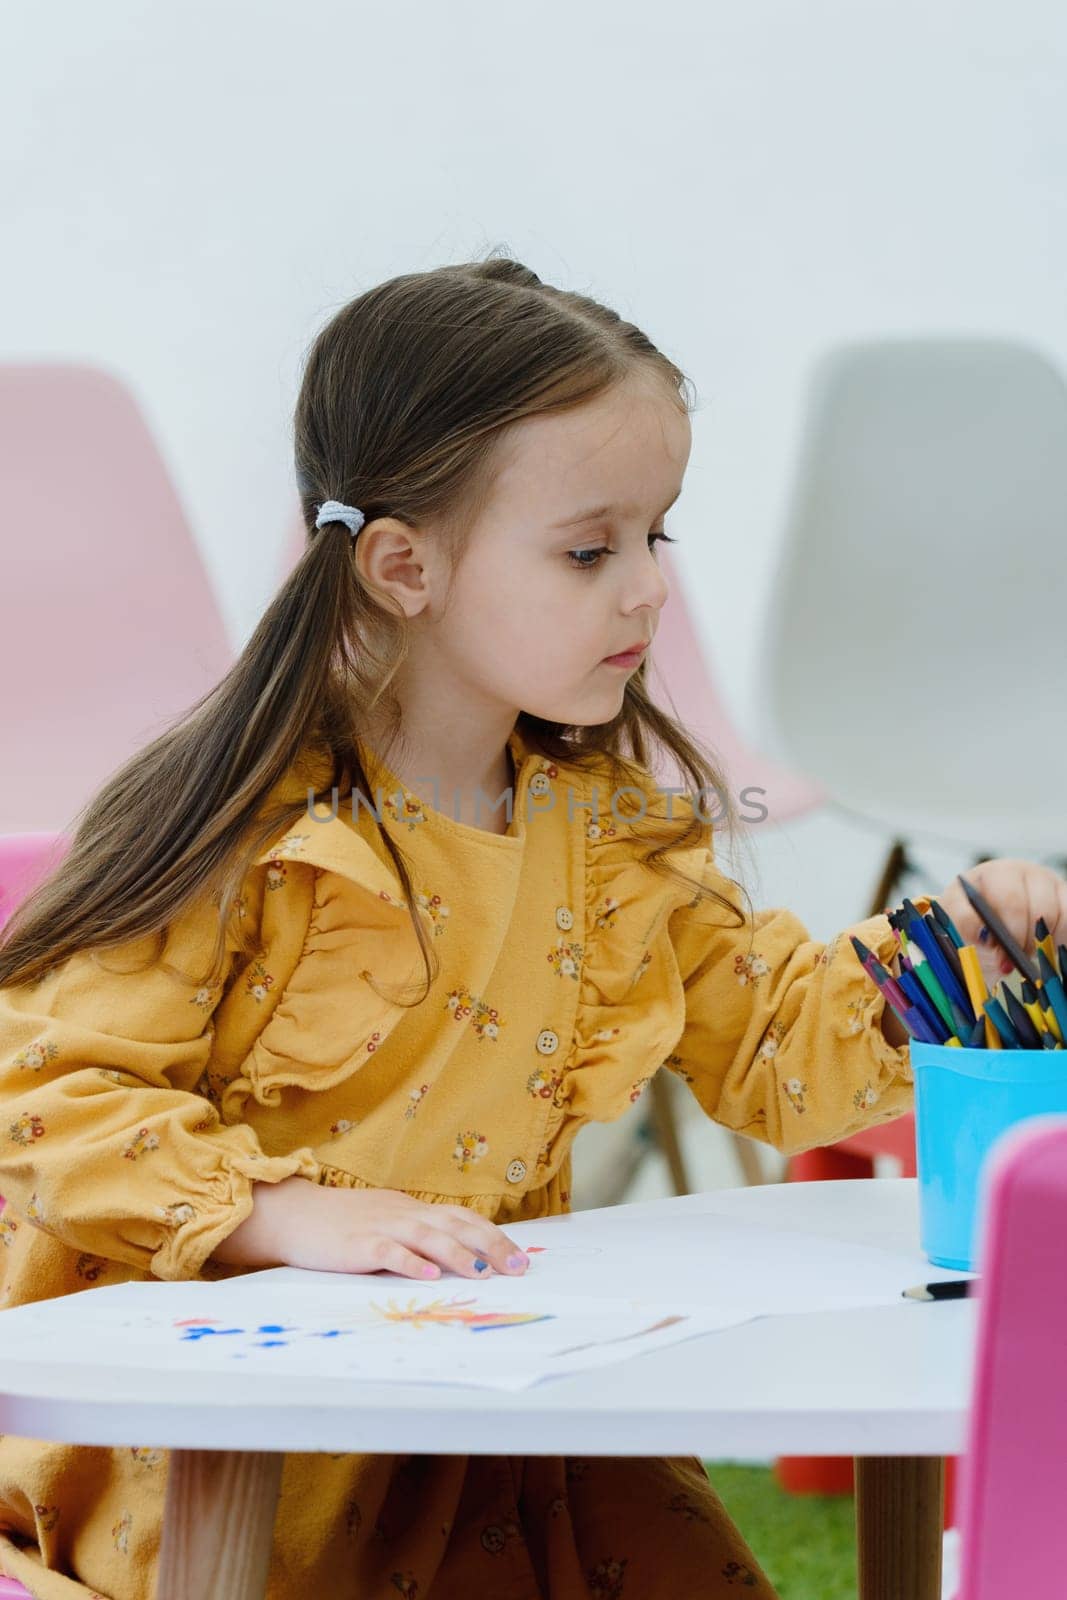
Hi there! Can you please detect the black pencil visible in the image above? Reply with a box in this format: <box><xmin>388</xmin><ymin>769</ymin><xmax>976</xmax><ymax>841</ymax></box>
<box><xmin>955</xmin><ymin>875</ymin><xmax>1040</xmax><ymax>985</ymax></box>
<box><xmin>902</xmin><ymin>1279</ymin><xmax>977</xmax><ymax>1301</ymax></box>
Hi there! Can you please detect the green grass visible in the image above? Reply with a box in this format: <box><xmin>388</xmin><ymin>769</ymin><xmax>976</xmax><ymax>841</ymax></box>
<box><xmin>703</xmin><ymin>1462</ymin><xmax>857</xmax><ymax>1600</ymax></box>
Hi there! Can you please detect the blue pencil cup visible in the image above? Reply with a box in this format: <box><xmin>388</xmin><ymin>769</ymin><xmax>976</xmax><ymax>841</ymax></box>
<box><xmin>911</xmin><ymin>1039</ymin><xmax>1067</xmax><ymax>1270</ymax></box>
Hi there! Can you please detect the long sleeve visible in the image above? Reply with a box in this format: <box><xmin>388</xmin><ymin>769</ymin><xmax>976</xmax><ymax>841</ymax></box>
<box><xmin>665</xmin><ymin>840</ymin><xmax>916</xmax><ymax>1155</ymax></box>
<box><xmin>0</xmin><ymin>888</ymin><xmax>319</xmax><ymax>1281</ymax></box>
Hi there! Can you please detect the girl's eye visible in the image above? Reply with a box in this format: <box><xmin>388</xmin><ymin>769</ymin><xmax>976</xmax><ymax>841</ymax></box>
<box><xmin>566</xmin><ymin>530</ymin><xmax>678</xmax><ymax>572</ymax></box>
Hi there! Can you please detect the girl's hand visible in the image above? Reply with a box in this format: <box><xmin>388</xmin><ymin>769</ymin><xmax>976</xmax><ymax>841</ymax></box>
<box><xmin>936</xmin><ymin>859</ymin><xmax>1067</xmax><ymax>993</ymax></box>
<box><xmin>210</xmin><ymin>1175</ymin><xmax>531</xmax><ymax>1281</ymax></box>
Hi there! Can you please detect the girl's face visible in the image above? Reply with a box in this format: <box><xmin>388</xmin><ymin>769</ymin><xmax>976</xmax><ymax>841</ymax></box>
<box><xmin>440</xmin><ymin>372</ymin><xmax>691</xmax><ymax>728</ymax></box>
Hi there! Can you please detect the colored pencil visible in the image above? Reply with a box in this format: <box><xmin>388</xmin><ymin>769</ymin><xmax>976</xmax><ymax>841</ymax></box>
<box><xmin>1036</xmin><ymin>950</ymin><xmax>1067</xmax><ymax>1043</ymax></box>
<box><xmin>958</xmin><ymin>944</ymin><xmax>1000</xmax><ymax>1050</ymax></box>
<box><xmin>930</xmin><ymin>899</ymin><xmax>965</xmax><ymax>949</ymax></box>
<box><xmin>955</xmin><ymin>875</ymin><xmax>1040</xmax><ymax>985</ymax></box>
<box><xmin>984</xmin><ymin>995</ymin><xmax>1021</xmax><ymax>1049</ymax></box>
<box><xmin>1003</xmin><ymin>986</ymin><xmax>1043</xmax><ymax>1049</ymax></box>
<box><xmin>901</xmin><ymin>901</ymin><xmax>972</xmax><ymax>1016</ymax></box>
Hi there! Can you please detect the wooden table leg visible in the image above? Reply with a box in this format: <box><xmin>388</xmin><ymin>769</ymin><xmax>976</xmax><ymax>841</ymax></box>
<box><xmin>854</xmin><ymin>1455</ymin><xmax>944</xmax><ymax>1600</ymax></box>
<box><xmin>157</xmin><ymin>1448</ymin><xmax>283</xmax><ymax>1600</ymax></box>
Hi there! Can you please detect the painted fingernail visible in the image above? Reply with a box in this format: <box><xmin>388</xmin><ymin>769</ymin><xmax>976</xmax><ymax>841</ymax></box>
<box><xmin>422</xmin><ymin>1264</ymin><xmax>439</xmax><ymax>1279</ymax></box>
<box><xmin>506</xmin><ymin>1253</ymin><xmax>529</xmax><ymax>1270</ymax></box>
<box><xmin>473</xmin><ymin>1258</ymin><xmax>488</xmax><ymax>1273</ymax></box>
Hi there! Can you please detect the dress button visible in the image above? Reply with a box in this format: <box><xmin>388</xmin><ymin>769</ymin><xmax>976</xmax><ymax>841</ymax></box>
<box><xmin>536</xmin><ymin>1029</ymin><xmax>559</xmax><ymax>1055</ymax></box>
<box><xmin>555</xmin><ymin>906</ymin><xmax>574</xmax><ymax>931</ymax></box>
<box><xmin>506</xmin><ymin>1159</ymin><xmax>527</xmax><ymax>1185</ymax></box>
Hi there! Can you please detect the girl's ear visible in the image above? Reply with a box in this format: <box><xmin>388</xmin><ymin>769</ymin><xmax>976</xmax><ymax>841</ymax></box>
<box><xmin>354</xmin><ymin>517</ymin><xmax>435</xmax><ymax>618</ymax></box>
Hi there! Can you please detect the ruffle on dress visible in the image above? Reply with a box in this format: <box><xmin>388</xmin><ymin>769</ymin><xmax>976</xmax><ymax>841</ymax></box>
<box><xmin>215</xmin><ymin>806</ymin><xmax>436</xmax><ymax>1122</ymax></box>
<box><xmin>547</xmin><ymin>765</ymin><xmax>715</xmax><ymax>1129</ymax></box>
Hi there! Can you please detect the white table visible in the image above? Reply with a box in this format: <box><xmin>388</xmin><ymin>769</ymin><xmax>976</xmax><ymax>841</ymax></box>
<box><xmin>0</xmin><ymin>1179</ymin><xmax>972</xmax><ymax>1599</ymax></box>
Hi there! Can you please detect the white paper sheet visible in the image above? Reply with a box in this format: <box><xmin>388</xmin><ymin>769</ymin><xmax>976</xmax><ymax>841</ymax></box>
<box><xmin>0</xmin><ymin>1274</ymin><xmax>746</xmax><ymax>1391</ymax></box>
<box><xmin>0</xmin><ymin>1200</ymin><xmax>972</xmax><ymax>1391</ymax></box>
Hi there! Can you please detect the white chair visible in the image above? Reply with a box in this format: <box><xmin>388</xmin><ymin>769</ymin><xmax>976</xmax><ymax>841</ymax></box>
<box><xmin>755</xmin><ymin>337</ymin><xmax>1067</xmax><ymax>897</ymax></box>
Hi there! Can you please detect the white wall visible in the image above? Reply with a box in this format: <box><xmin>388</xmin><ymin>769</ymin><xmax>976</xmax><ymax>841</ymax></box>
<box><xmin>4</xmin><ymin>0</ymin><xmax>1065</xmax><ymax>936</ymax></box>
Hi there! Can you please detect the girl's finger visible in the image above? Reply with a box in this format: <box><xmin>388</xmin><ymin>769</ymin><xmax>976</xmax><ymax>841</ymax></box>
<box><xmin>436</xmin><ymin>1206</ymin><xmax>529</xmax><ymax>1272</ymax></box>
<box><xmin>359</xmin><ymin>1236</ymin><xmax>442</xmax><ymax>1281</ymax></box>
<box><xmin>400</xmin><ymin>1221</ymin><xmax>501</xmax><ymax>1280</ymax></box>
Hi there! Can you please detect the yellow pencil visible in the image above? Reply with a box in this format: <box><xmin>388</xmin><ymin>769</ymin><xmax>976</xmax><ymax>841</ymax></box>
<box><xmin>1043</xmin><ymin>1002</ymin><xmax>1064</xmax><ymax>1044</ymax></box>
<box><xmin>959</xmin><ymin>944</ymin><xmax>1001</xmax><ymax>1049</ymax></box>
<box><xmin>1035</xmin><ymin>917</ymin><xmax>1057</xmax><ymax>972</ymax></box>
<box><xmin>1023</xmin><ymin>995</ymin><xmax>1051</xmax><ymax>1038</ymax></box>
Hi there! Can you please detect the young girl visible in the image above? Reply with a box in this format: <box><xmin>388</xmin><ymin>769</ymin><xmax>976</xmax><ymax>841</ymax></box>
<box><xmin>0</xmin><ymin>254</ymin><xmax>1063</xmax><ymax>1600</ymax></box>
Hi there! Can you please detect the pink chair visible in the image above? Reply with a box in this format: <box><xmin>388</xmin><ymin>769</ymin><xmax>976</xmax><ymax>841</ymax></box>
<box><xmin>0</xmin><ymin>364</ymin><xmax>233</xmax><ymax>833</ymax></box>
<box><xmin>0</xmin><ymin>834</ymin><xmax>69</xmax><ymax>934</ymax></box>
<box><xmin>953</xmin><ymin>1113</ymin><xmax>1067</xmax><ymax>1598</ymax></box>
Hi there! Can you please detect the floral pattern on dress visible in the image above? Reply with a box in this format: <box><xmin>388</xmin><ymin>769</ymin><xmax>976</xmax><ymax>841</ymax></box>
<box><xmin>189</xmin><ymin>986</ymin><xmax>219</xmax><ymax>1013</ymax></box>
<box><xmin>734</xmin><ymin>951</ymin><xmax>770</xmax><ymax>987</ymax></box>
<box><xmin>245</xmin><ymin>958</ymin><xmax>276</xmax><ymax>1004</ymax></box>
<box><xmin>264</xmin><ymin>856</ymin><xmax>289</xmax><ymax>892</ymax></box>
<box><xmin>34</xmin><ymin>1504</ymin><xmax>59</xmax><ymax>1533</ymax></box>
<box><xmin>382</xmin><ymin>791</ymin><xmax>427</xmax><ymax>832</ymax></box>
<box><xmin>661</xmin><ymin>1051</ymin><xmax>694</xmax><ymax>1084</ymax></box>
<box><xmin>75</xmin><ymin>1253</ymin><xmax>109</xmax><ymax>1282</ymax></box>
<box><xmin>630</xmin><ymin>951</ymin><xmax>652</xmax><ymax>988</ymax></box>
<box><xmin>272</xmin><ymin>834</ymin><xmax>311</xmax><ymax>858</ymax></box>
<box><xmin>845</xmin><ymin>991</ymin><xmax>879</xmax><ymax>1035</ymax></box>
<box><xmin>628</xmin><ymin>1076</ymin><xmax>651</xmax><ymax>1103</ymax></box>
<box><xmin>853</xmin><ymin>1081</ymin><xmax>880</xmax><ymax>1111</ymax></box>
<box><xmin>816</xmin><ymin>933</ymin><xmax>844</xmax><ymax>968</ymax></box>
<box><xmin>444</xmin><ymin>988</ymin><xmax>503</xmax><ymax>1043</ymax></box>
<box><xmin>9</xmin><ymin>1113</ymin><xmax>45</xmax><ymax>1145</ymax></box>
<box><xmin>593</xmin><ymin>897</ymin><xmax>620</xmax><ymax>931</ymax></box>
<box><xmin>782</xmin><ymin>1077</ymin><xmax>808</xmax><ymax>1114</ymax></box>
<box><xmin>404</xmin><ymin>1084</ymin><xmax>430</xmax><ymax>1121</ymax></box>
<box><xmin>547</xmin><ymin>938</ymin><xmax>584</xmax><ymax>980</ymax></box>
<box><xmin>722</xmin><ymin>1558</ymin><xmax>761</xmax><ymax>1586</ymax></box>
<box><xmin>453</xmin><ymin>1131</ymin><xmax>489</xmax><ymax>1173</ymax></box>
<box><xmin>157</xmin><ymin>1202</ymin><xmax>196</xmax><ymax>1227</ymax></box>
<box><xmin>527</xmin><ymin>1066</ymin><xmax>564</xmax><ymax>1106</ymax></box>
<box><xmin>756</xmin><ymin>1020</ymin><xmax>787</xmax><ymax>1062</ymax></box>
<box><xmin>129</xmin><ymin>1447</ymin><xmax>163</xmax><ymax>1467</ymax></box>
<box><xmin>666</xmin><ymin>1490</ymin><xmax>712</xmax><ymax>1524</ymax></box>
<box><xmin>12</xmin><ymin>1036</ymin><xmax>59</xmax><ymax>1072</ymax></box>
<box><xmin>415</xmin><ymin>891</ymin><xmax>450</xmax><ymax>936</ymax></box>
<box><xmin>0</xmin><ymin>1216</ymin><xmax>18</xmax><ymax>1248</ymax></box>
<box><xmin>123</xmin><ymin>1127</ymin><xmax>160</xmax><ymax>1161</ymax></box>
<box><xmin>587</xmin><ymin>1555</ymin><xmax>628</xmax><ymax>1597</ymax></box>
<box><xmin>329</xmin><ymin>1119</ymin><xmax>356</xmax><ymax>1138</ymax></box>
<box><xmin>586</xmin><ymin>818</ymin><xmax>619</xmax><ymax>842</ymax></box>
<box><xmin>26</xmin><ymin>1191</ymin><xmax>47</xmax><ymax>1228</ymax></box>
<box><xmin>111</xmin><ymin>1509</ymin><xmax>132</xmax><ymax>1555</ymax></box>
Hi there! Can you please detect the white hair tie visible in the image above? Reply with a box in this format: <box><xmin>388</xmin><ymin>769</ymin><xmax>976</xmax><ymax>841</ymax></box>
<box><xmin>315</xmin><ymin>500</ymin><xmax>366</xmax><ymax>538</ymax></box>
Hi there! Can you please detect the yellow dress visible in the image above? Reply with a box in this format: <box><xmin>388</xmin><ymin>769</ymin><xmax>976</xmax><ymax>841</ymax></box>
<box><xmin>0</xmin><ymin>724</ymin><xmax>915</xmax><ymax>1598</ymax></box>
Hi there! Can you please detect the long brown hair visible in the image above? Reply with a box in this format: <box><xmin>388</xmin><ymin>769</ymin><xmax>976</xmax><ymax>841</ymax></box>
<box><xmin>0</xmin><ymin>251</ymin><xmax>750</xmax><ymax>1005</ymax></box>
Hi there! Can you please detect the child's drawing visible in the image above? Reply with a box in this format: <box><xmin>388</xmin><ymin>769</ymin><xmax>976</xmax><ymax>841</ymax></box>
<box><xmin>370</xmin><ymin>1295</ymin><xmax>555</xmax><ymax>1332</ymax></box>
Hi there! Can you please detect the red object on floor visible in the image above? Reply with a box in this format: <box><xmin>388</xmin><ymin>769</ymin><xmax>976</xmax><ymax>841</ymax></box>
<box><xmin>774</xmin><ymin>1115</ymin><xmax>958</xmax><ymax>1527</ymax></box>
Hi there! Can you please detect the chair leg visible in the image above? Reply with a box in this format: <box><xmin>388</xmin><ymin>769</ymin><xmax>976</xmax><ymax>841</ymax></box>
<box><xmin>867</xmin><ymin>838</ymin><xmax>909</xmax><ymax>919</ymax></box>
<box><xmin>729</xmin><ymin>1132</ymin><xmax>766</xmax><ymax>1186</ymax></box>
<box><xmin>649</xmin><ymin>1072</ymin><xmax>691</xmax><ymax>1196</ymax></box>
